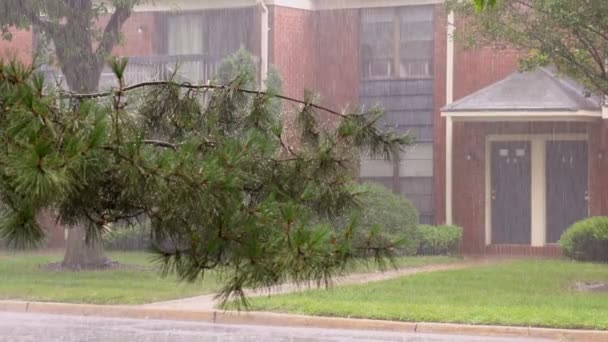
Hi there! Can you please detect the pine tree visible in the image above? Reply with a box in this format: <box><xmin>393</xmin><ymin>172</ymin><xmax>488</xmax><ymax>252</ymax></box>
<box><xmin>1</xmin><ymin>0</ymin><xmax>139</xmax><ymax>268</ymax></box>
<box><xmin>0</xmin><ymin>58</ymin><xmax>412</xmax><ymax>305</ymax></box>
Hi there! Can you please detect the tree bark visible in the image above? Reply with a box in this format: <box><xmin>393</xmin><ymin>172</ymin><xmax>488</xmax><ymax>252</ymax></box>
<box><xmin>62</xmin><ymin>225</ymin><xmax>110</xmax><ymax>269</ymax></box>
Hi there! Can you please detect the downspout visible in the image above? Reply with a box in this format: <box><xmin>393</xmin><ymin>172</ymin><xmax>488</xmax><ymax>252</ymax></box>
<box><xmin>259</xmin><ymin>0</ymin><xmax>269</xmax><ymax>91</ymax></box>
<box><xmin>445</xmin><ymin>10</ymin><xmax>455</xmax><ymax>225</ymax></box>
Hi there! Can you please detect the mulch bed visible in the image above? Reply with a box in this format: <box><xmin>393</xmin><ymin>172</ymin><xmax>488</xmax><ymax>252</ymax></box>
<box><xmin>574</xmin><ymin>281</ymin><xmax>608</xmax><ymax>293</ymax></box>
<box><xmin>41</xmin><ymin>261</ymin><xmax>150</xmax><ymax>272</ymax></box>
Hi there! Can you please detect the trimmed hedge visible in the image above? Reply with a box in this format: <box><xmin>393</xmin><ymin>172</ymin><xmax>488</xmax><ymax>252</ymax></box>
<box><xmin>416</xmin><ymin>224</ymin><xmax>463</xmax><ymax>256</ymax></box>
<box><xmin>324</xmin><ymin>183</ymin><xmax>420</xmax><ymax>255</ymax></box>
<box><xmin>559</xmin><ymin>217</ymin><xmax>608</xmax><ymax>262</ymax></box>
<box><xmin>103</xmin><ymin>224</ymin><xmax>151</xmax><ymax>251</ymax></box>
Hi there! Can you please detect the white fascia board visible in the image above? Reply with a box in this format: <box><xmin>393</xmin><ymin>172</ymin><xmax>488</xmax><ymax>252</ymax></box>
<box><xmin>441</xmin><ymin>110</ymin><xmax>602</xmax><ymax>122</ymax></box>
<box><xmin>314</xmin><ymin>0</ymin><xmax>442</xmax><ymax>10</ymax></box>
<box><xmin>135</xmin><ymin>0</ymin><xmax>258</xmax><ymax>12</ymax></box>
<box><xmin>136</xmin><ymin>0</ymin><xmax>442</xmax><ymax>12</ymax></box>
<box><xmin>266</xmin><ymin>0</ymin><xmax>315</xmax><ymax>10</ymax></box>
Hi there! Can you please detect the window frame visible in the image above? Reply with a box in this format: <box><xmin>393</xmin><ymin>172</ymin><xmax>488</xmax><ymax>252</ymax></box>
<box><xmin>360</xmin><ymin>6</ymin><xmax>435</xmax><ymax>81</ymax></box>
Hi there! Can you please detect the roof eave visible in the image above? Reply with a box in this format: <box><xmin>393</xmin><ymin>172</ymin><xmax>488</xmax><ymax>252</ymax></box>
<box><xmin>440</xmin><ymin>109</ymin><xmax>602</xmax><ymax>122</ymax></box>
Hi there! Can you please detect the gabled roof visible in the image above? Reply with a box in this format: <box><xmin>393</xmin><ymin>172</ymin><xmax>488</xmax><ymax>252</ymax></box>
<box><xmin>443</xmin><ymin>68</ymin><xmax>601</xmax><ymax>113</ymax></box>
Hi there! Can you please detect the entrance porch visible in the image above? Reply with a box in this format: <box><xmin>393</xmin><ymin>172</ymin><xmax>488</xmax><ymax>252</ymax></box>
<box><xmin>441</xmin><ymin>68</ymin><xmax>608</xmax><ymax>255</ymax></box>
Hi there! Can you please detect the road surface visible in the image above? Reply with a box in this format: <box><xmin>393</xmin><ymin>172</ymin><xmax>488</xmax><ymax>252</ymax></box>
<box><xmin>0</xmin><ymin>312</ymin><xmax>553</xmax><ymax>342</ymax></box>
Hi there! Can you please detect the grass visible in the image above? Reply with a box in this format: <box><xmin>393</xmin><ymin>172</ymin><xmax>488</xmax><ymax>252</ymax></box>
<box><xmin>0</xmin><ymin>251</ymin><xmax>457</xmax><ymax>305</ymax></box>
<box><xmin>248</xmin><ymin>259</ymin><xmax>608</xmax><ymax>330</ymax></box>
<box><xmin>346</xmin><ymin>255</ymin><xmax>458</xmax><ymax>273</ymax></box>
<box><xmin>0</xmin><ymin>251</ymin><xmax>223</xmax><ymax>304</ymax></box>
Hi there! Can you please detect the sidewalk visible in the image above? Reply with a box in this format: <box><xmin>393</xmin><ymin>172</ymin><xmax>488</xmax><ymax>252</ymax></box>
<box><xmin>144</xmin><ymin>257</ymin><xmax>500</xmax><ymax>311</ymax></box>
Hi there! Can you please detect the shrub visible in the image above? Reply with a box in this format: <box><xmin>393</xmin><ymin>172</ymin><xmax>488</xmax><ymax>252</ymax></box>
<box><xmin>559</xmin><ymin>217</ymin><xmax>608</xmax><ymax>262</ymax></box>
<box><xmin>325</xmin><ymin>183</ymin><xmax>420</xmax><ymax>255</ymax></box>
<box><xmin>103</xmin><ymin>224</ymin><xmax>151</xmax><ymax>251</ymax></box>
<box><xmin>416</xmin><ymin>224</ymin><xmax>463</xmax><ymax>256</ymax></box>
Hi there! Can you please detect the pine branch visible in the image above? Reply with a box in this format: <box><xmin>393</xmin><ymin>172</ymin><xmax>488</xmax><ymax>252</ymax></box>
<box><xmin>60</xmin><ymin>82</ymin><xmax>349</xmax><ymax>119</ymax></box>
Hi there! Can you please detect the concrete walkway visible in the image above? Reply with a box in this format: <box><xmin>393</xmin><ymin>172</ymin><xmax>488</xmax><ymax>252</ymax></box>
<box><xmin>144</xmin><ymin>256</ymin><xmax>507</xmax><ymax>311</ymax></box>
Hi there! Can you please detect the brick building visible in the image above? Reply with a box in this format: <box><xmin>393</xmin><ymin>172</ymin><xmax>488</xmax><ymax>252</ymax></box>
<box><xmin>3</xmin><ymin>0</ymin><xmax>606</xmax><ymax>255</ymax></box>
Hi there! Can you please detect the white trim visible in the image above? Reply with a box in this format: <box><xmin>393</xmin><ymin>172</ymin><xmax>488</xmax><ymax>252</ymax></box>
<box><xmin>530</xmin><ymin>137</ymin><xmax>546</xmax><ymax>247</ymax></box>
<box><xmin>484</xmin><ymin>138</ymin><xmax>491</xmax><ymax>245</ymax></box>
<box><xmin>135</xmin><ymin>0</ymin><xmax>442</xmax><ymax>11</ymax></box>
<box><xmin>446</xmin><ymin>11</ymin><xmax>455</xmax><ymax>105</ymax></box>
<box><xmin>135</xmin><ymin>0</ymin><xmax>258</xmax><ymax>11</ymax></box>
<box><xmin>486</xmin><ymin>134</ymin><xmax>588</xmax><ymax>141</ymax></box>
<box><xmin>313</xmin><ymin>0</ymin><xmax>442</xmax><ymax>10</ymax></box>
<box><xmin>259</xmin><ymin>0</ymin><xmax>269</xmax><ymax>91</ymax></box>
<box><xmin>484</xmin><ymin>133</ymin><xmax>588</xmax><ymax>246</ymax></box>
<box><xmin>266</xmin><ymin>0</ymin><xmax>314</xmax><ymax>10</ymax></box>
<box><xmin>445</xmin><ymin>11</ymin><xmax>455</xmax><ymax>225</ymax></box>
<box><xmin>442</xmin><ymin>110</ymin><xmax>601</xmax><ymax>121</ymax></box>
<box><xmin>445</xmin><ymin>116</ymin><xmax>453</xmax><ymax>225</ymax></box>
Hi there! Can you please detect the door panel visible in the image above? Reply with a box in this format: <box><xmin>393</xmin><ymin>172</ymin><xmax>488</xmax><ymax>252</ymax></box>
<box><xmin>546</xmin><ymin>141</ymin><xmax>588</xmax><ymax>243</ymax></box>
<box><xmin>491</xmin><ymin>141</ymin><xmax>531</xmax><ymax>244</ymax></box>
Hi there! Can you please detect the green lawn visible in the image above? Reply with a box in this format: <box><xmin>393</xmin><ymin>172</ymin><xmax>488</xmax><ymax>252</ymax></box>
<box><xmin>0</xmin><ymin>251</ymin><xmax>223</xmax><ymax>304</ymax></box>
<box><xmin>248</xmin><ymin>260</ymin><xmax>608</xmax><ymax>330</ymax></box>
<box><xmin>0</xmin><ymin>251</ymin><xmax>457</xmax><ymax>305</ymax></box>
<box><xmin>346</xmin><ymin>255</ymin><xmax>458</xmax><ymax>273</ymax></box>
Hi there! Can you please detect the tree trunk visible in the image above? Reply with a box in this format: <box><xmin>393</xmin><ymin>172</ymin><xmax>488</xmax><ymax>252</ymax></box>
<box><xmin>53</xmin><ymin>15</ymin><xmax>108</xmax><ymax>269</ymax></box>
<box><xmin>62</xmin><ymin>225</ymin><xmax>110</xmax><ymax>269</ymax></box>
<box><xmin>35</xmin><ymin>1</ymin><xmax>132</xmax><ymax>269</ymax></box>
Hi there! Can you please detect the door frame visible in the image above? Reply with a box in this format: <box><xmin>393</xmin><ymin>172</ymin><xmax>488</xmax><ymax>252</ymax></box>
<box><xmin>484</xmin><ymin>134</ymin><xmax>588</xmax><ymax>247</ymax></box>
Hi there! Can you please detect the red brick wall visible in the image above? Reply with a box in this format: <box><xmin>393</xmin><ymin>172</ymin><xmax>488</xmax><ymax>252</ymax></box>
<box><xmin>0</xmin><ymin>28</ymin><xmax>33</xmax><ymax>64</ymax></box>
<box><xmin>314</xmin><ymin>9</ymin><xmax>360</xmax><ymax>114</ymax></box>
<box><xmin>107</xmin><ymin>12</ymin><xmax>160</xmax><ymax>57</ymax></box>
<box><xmin>270</xmin><ymin>6</ymin><xmax>360</xmax><ymax>142</ymax></box>
<box><xmin>269</xmin><ymin>6</ymin><xmax>316</xmax><ymax>100</ymax></box>
<box><xmin>589</xmin><ymin>120</ymin><xmax>608</xmax><ymax>216</ymax></box>
<box><xmin>453</xmin><ymin>46</ymin><xmax>520</xmax><ymax>100</ymax></box>
<box><xmin>452</xmin><ymin>122</ymin><xmax>486</xmax><ymax>252</ymax></box>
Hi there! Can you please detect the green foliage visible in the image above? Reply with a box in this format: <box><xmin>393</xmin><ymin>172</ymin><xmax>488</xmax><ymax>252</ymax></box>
<box><xmin>416</xmin><ymin>225</ymin><xmax>463</xmax><ymax>256</ymax></box>
<box><xmin>559</xmin><ymin>217</ymin><xmax>608</xmax><ymax>262</ymax></box>
<box><xmin>447</xmin><ymin>0</ymin><xmax>608</xmax><ymax>97</ymax></box>
<box><xmin>471</xmin><ymin>0</ymin><xmax>496</xmax><ymax>10</ymax></box>
<box><xmin>323</xmin><ymin>183</ymin><xmax>420</xmax><ymax>256</ymax></box>
<box><xmin>103</xmin><ymin>224</ymin><xmax>150</xmax><ymax>251</ymax></box>
<box><xmin>0</xmin><ymin>57</ymin><xmax>412</xmax><ymax>305</ymax></box>
<box><xmin>214</xmin><ymin>48</ymin><xmax>283</xmax><ymax>119</ymax></box>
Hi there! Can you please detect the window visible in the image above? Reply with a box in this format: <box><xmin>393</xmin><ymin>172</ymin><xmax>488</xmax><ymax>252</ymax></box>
<box><xmin>165</xmin><ymin>8</ymin><xmax>254</xmax><ymax>57</ymax></box>
<box><xmin>167</xmin><ymin>14</ymin><xmax>209</xmax><ymax>55</ymax></box>
<box><xmin>361</xmin><ymin>6</ymin><xmax>434</xmax><ymax>80</ymax></box>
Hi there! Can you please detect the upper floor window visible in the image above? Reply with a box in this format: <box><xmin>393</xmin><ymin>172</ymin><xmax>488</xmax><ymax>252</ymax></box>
<box><xmin>165</xmin><ymin>8</ymin><xmax>255</xmax><ymax>57</ymax></box>
<box><xmin>361</xmin><ymin>6</ymin><xmax>434</xmax><ymax>80</ymax></box>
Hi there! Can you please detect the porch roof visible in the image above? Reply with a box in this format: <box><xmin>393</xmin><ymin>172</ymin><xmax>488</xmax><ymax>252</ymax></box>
<box><xmin>442</xmin><ymin>68</ymin><xmax>602</xmax><ymax>120</ymax></box>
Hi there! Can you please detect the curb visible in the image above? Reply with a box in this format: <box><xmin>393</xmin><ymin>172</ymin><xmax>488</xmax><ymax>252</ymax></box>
<box><xmin>1</xmin><ymin>300</ymin><xmax>607</xmax><ymax>341</ymax></box>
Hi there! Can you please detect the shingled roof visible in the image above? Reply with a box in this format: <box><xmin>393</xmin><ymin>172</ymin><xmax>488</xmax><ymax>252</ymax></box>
<box><xmin>443</xmin><ymin>68</ymin><xmax>601</xmax><ymax>113</ymax></box>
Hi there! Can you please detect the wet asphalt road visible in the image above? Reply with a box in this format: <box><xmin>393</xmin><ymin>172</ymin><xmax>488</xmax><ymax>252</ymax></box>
<box><xmin>0</xmin><ymin>312</ymin><xmax>554</xmax><ymax>342</ymax></box>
